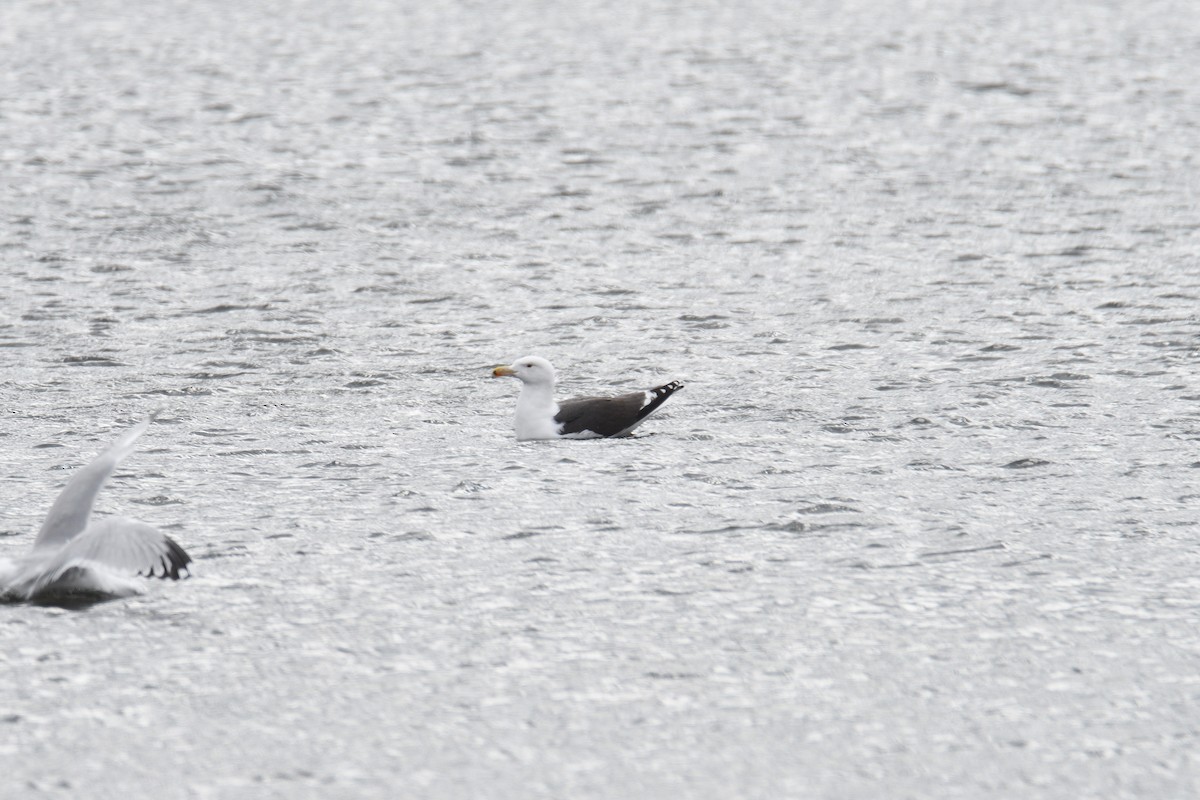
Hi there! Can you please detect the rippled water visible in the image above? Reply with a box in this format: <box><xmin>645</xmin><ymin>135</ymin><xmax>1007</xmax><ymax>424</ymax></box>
<box><xmin>2</xmin><ymin>0</ymin><xmax>1199</xmax><ymax>797</ymax></box>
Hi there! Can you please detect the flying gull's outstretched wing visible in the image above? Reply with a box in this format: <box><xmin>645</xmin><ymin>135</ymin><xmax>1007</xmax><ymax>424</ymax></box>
<box><xmin>34</xmin><ymin>416</ymin><xmax>153</xmax><ymax>552</ymax></box>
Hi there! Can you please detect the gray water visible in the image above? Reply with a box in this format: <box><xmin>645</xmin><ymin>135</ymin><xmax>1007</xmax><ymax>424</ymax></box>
<box><xmin>2</xmin><ymin>0</ymin><xmax>1199</xmax><ymax>797</ymax></box>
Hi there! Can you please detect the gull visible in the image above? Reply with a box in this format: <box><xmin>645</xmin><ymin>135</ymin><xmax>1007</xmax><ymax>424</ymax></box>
<box><xmin>492</xmin><ymin>356</ymin><xmax>683</xmax><ymax>441</ymax></box>
<box><xmin>0</xmin><ymin>415</ymin><xmax>192</xmax><ymax>603</ymax></box>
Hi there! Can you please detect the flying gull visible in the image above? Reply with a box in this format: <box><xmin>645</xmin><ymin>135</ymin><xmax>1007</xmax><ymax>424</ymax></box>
<box><xmin>492</xmin><ymin>356</ymin><xmax>683</xmax><ymax>441</ymax></box>
<box><xmin>0</xmin><ymin>415</ymin><xmax>192</xmax><ymax>604</ymax></box>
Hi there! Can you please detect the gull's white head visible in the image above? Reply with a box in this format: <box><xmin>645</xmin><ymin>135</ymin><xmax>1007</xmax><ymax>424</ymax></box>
<box><xmin>492</xmin><ymin>356</ymin><xmax>557</xmax><ymax>386</ymax></box>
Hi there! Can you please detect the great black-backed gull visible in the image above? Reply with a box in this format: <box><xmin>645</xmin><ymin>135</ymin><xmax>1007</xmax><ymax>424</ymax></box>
<box><xmin>0</xmin><ymin>415</ymin><xmax>192</xmax><ymax>604</ymax></box>
<box><xmin>492</xmin><ymin>356</ymin><xmax>683</xmax><ymax>441</ymax></box>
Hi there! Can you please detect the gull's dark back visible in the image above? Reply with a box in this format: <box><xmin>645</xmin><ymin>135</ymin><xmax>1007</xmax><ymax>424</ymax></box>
<box><xmin>555</xmin><ymin>381</ymin><xmax>683</xmax><ymax>438</ymax></box>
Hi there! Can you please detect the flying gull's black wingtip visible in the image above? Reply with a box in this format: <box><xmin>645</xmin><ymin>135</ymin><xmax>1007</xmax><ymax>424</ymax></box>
<box><xmin>139</xmin><ymin>536</ymin><xmax>193</xmax><ymax>581</ymax></box>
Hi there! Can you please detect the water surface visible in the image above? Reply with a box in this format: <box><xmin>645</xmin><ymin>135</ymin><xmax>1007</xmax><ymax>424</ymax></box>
<box><xmin>1</xmin><ymin>1</ymin><xmax>1198</xmax><ymax>797</ymax></box>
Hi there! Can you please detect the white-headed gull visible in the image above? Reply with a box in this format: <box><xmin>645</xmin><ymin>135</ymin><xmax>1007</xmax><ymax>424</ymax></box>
<box><xmin>492</xmin><ymin>356</ymin><xmax>683</xmax><ymax>441</ymax></box>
